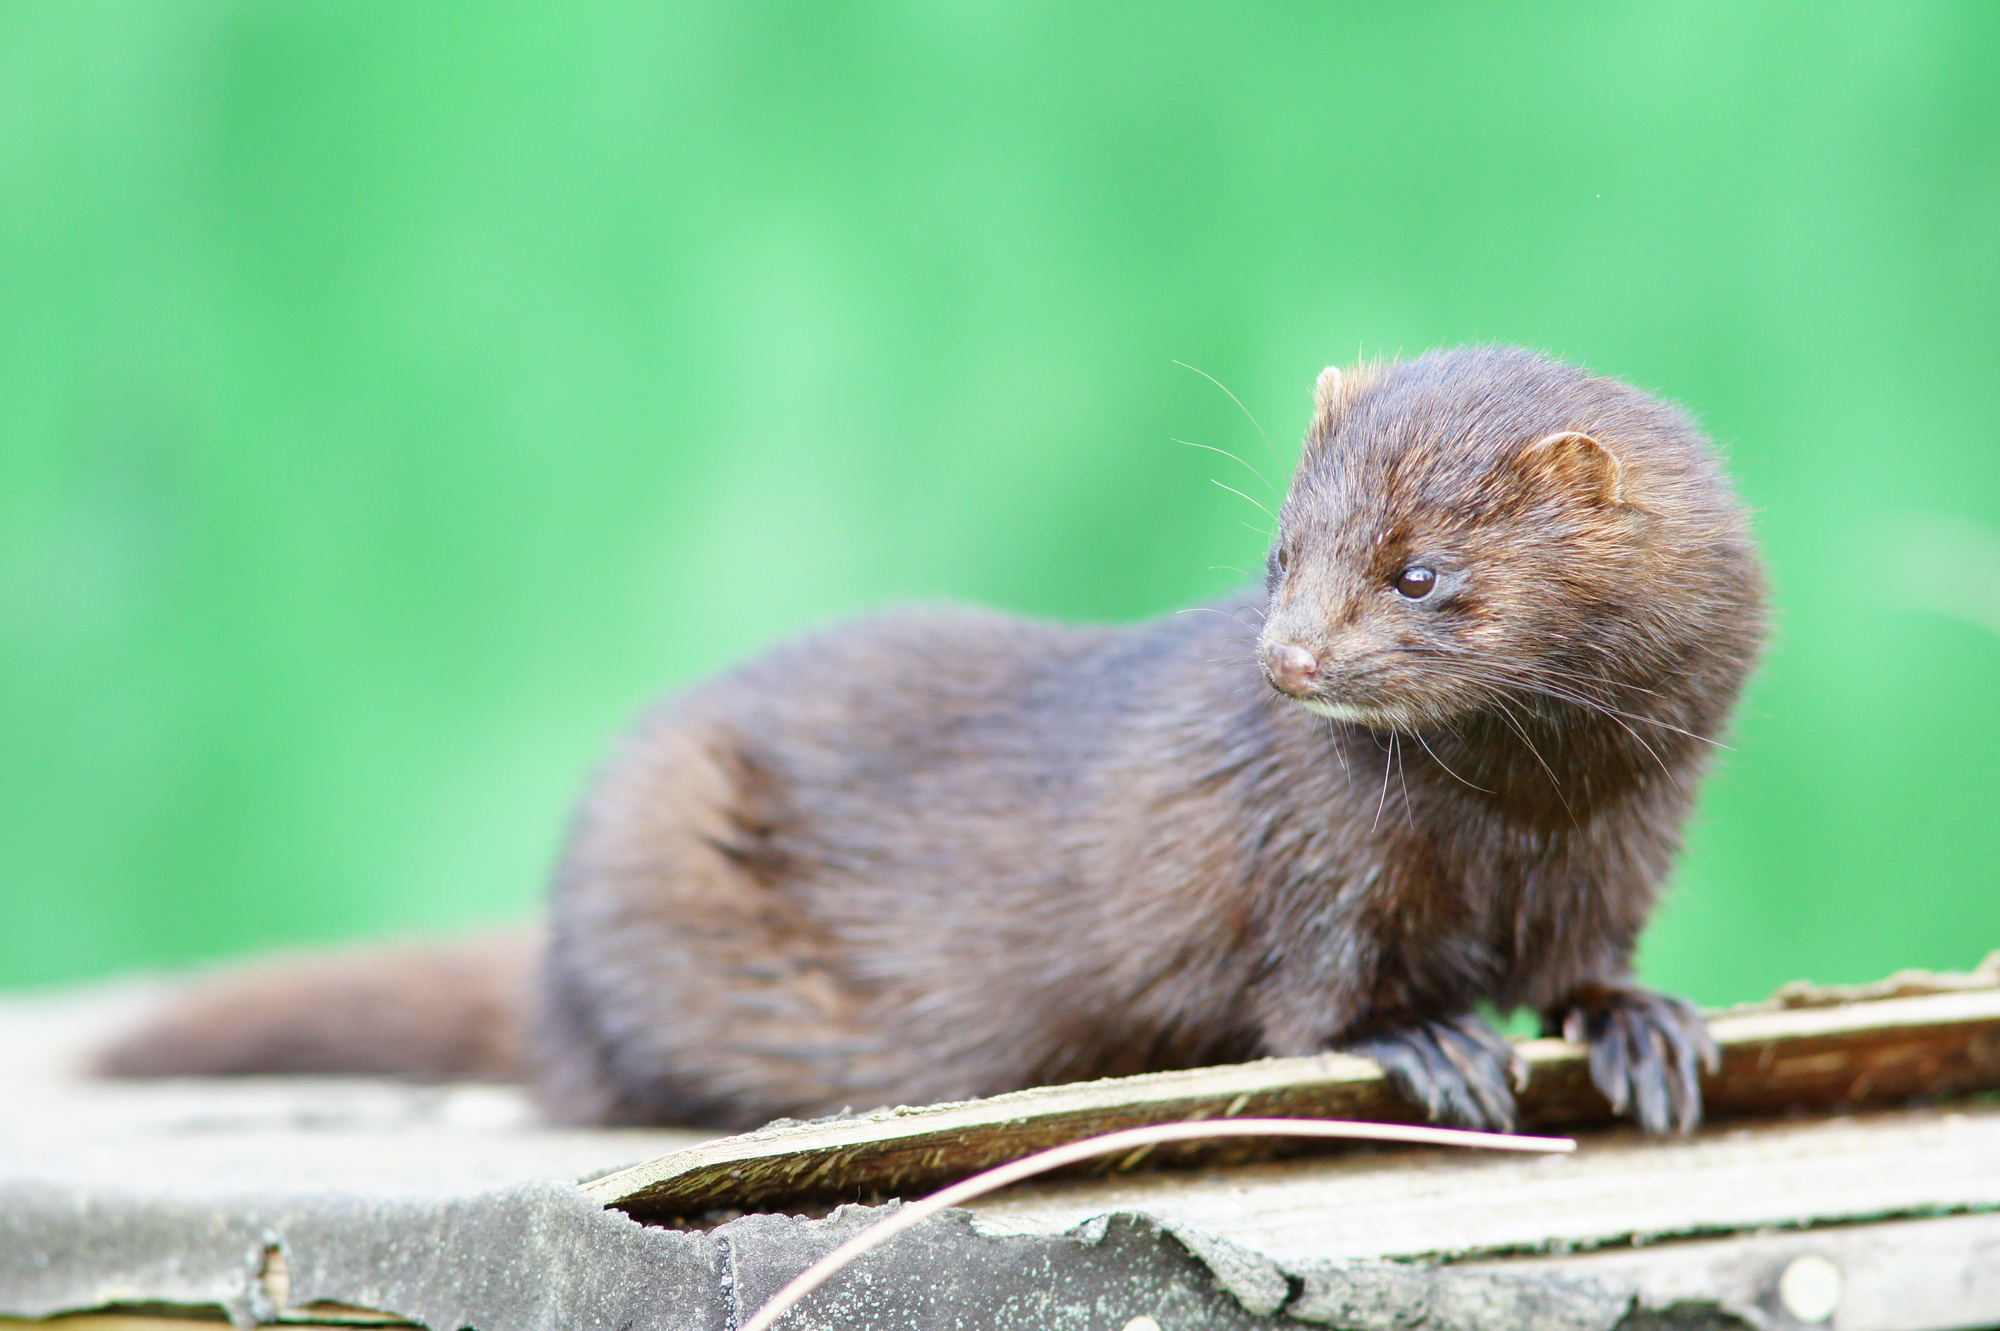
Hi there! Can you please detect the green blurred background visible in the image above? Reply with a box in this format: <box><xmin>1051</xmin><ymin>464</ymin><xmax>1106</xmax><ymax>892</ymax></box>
<box><xmin>2</xmin><ymin>1</ymin><xmax>1997</xmax><ymax>1005</ymax></box>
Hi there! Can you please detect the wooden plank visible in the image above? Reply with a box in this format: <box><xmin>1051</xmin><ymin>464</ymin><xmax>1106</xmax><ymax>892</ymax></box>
<box><xmin>588</xmin><ymin>985</ymin><xmax>2000</xmax><ymax>1219</ymax></box>
<box><xmin>1457</xmin><ymin>1211</ymin><xmax>2000</xmax><ymax>1331</ymax></box>
<box><xmin>1553</xmin><ymin>986</ymin><xmax>2000</xmax><ymax>1123</ymax></box>
<box><xmin>967</xmin><ymin>1103</ymin><xmax>2000</xmax><ymax>1264</ymax></box>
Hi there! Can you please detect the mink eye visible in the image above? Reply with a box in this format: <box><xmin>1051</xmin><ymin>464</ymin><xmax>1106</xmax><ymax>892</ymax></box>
<box><xmin>1394</xmin><ymin>566</ymin><xmax>1437</xmax><ymax>599</ymax></box>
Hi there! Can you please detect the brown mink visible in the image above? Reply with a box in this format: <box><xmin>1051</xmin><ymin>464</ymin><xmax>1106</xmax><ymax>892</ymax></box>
<box><xmin>99</xmin><ymin>346</ymin><xmax>1764</xmax><ymax>1136</ymax></box>
<box><xmin>530</xmin><ymin>345</ymin><xmax>1766</xmax><ymax>1135</ymax></box>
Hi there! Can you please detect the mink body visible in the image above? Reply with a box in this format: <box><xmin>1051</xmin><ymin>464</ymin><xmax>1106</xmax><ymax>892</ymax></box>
<box><xmin>535</xmin><ymin>346</ymin><xmax>1766</xmax><ymax>1135</ymax></box>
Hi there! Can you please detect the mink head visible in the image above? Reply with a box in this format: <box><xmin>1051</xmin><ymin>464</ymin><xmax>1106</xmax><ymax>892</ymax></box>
<box><xmin>1256</xmin><ymin>346</ymin><xmax>1759</xmax><ymax>732</ymax></box>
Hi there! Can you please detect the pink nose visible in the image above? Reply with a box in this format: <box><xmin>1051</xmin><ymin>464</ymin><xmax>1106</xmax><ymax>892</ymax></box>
<box><xmin>1263</xmin><ymin>641</ymin><xmax>1319</xmax><ymax>696</ymax></box>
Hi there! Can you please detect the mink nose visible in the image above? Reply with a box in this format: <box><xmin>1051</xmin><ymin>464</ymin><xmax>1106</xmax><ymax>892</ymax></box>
<box><xmin>1263</xmin><ymin>641</ymin><xmax>1320</xmax><ymax>696</ymax></box>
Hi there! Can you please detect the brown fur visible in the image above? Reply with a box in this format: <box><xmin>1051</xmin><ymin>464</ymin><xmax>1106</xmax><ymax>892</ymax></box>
<box><xmin>104</xmin><ymin>347</ymin><xmax>1765</xmax><ymax>1136</ymax></box>
<box><xmin>534</xmin><ymin>346</ymin><xmax>1764</xmax><ymax>1133</ymax></box>
<box><xmin>96</xmin><ymin>933</ymin><xmax>531</xmax><ymax>1081</ymax></box>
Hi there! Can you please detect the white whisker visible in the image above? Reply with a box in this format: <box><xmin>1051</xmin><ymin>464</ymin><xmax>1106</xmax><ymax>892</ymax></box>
<box><xmin>1372</xmin><ymin>731</ymin><xmax>1395</xmax><ymax>833</ymax></box>
<box><xmin>1172</xmin><ymin>359</ymin><xmax>1280</xmax><ymax>468</ymax></box>
<box><xmin>1177</xmin><ymin>439</ymin><xmax>1279</xmax><ymax>496</ymax></box>
<box><xmin>1412</xmin><ymin>728</ymin><xmax>1494</xmax><ymax>794</ymax></box>
<box><xmin>1212</xmin><ymin>479</ymin><xmax>1280</xmax><ymax>526</ymax></box>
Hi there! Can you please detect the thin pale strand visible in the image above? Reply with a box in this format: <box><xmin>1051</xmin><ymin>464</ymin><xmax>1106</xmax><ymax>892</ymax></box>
<box><xmin>737</xmin><ymin>1117</ymin><xmax>1575</xmax><ymax>1331</ymax></box>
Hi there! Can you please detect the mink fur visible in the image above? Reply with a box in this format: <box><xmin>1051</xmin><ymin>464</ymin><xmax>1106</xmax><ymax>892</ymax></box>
<box><xmin>530</xmin><ymin>345</ymin><xmax>1767</xmax><ymax>1134</ymax></box>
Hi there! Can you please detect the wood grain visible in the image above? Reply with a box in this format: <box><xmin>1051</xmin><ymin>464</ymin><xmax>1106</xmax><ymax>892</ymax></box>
<box><xmin>969</xmin><ymin>1104</ymin><xmax>2000</xmax><ymax>1264</ymax></box>
<box><xmin>587</xmin><ymin>986</ymin><xmax>2000</xmax><ymax>1220</ymax></box>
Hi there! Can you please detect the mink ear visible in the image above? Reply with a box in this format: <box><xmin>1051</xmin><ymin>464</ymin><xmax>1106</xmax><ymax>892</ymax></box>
<box><xmin>1515</xmin><ymin>431</ymin><xmax>1625</xmax><ymax>507</ymax></box>
<box><xmin>1309</xmin><ymin>364</ymin><xmax>1368</xmax><ymax>444</ymax></box>
<box><xmin>1313</xmin><ymin>365</ymin><xmax>1345</xmax><ymax>418</ymax></box>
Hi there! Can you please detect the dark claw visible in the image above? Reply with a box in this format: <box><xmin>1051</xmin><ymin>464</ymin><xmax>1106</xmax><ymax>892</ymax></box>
<box><xmin>1624</xmin><ymin>1008</ymin><xmax>1671</xmax><ymax>1133</ymax></box>
<box><xmin>1345</xmin><ymin>1013</ymin><xmax>1525</xmax><ymax>1132</ymax></box>
<box><xmin>1552</xmin><ymin>986</ymin><xmax>1716</xmax><ymax>1134</ymax></box>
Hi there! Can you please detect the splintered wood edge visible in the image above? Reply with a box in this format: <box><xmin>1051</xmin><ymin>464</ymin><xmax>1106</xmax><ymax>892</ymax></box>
<box><xmin>579</xmin><ymin>1048</ymin><xmax>1392</xmax><ymax>1208</ymax></box>
<box><xmin>583</xmin><ymin>986</ymin><xmax>2000</xmax><ymax>1215</ymax></box>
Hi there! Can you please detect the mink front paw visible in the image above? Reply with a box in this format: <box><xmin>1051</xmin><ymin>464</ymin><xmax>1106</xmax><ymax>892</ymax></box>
<box><xmin>1548</xmin><ymin>985</ymin><xmax>1718</xmax><ymax>1135</ymax></box>
<box><xmin>1343</xmin><ymin>1014</ymin><xmax>1528</xmax><ymax>1132</ymax></box>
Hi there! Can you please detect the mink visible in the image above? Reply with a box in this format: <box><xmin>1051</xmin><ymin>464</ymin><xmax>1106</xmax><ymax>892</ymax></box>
<box><xmin>528</xmin><ymin>345</ymin><xmax>1767</xmax><ymax>1135</ymax></box>
<box><xmin>99</xmin><ymin>346</ymin><xmax>1763</xmax><ymax>1136</ymax></box>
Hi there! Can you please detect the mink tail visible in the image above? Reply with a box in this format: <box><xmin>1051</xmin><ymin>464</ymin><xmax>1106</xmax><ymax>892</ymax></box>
<box><xmin>94</xmin><ymin>929</ymin><xmax>535</xmax><ymax>1083</ymax></box>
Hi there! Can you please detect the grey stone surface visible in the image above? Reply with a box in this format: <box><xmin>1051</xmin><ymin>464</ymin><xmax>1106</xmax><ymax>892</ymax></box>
<box><xmin>2</xmin><ymin>982</ymin><xmax>1884</xmax><ymax>1331</ymax></box>
<box><xmin>718</xmin><ymin>1208</ymin><xmax>1302</xmax><ymax>1331</ymax></box>
<box><xmin>0</xmin><ymin>983</ymin><xmax>725</xmax><ymax>1328</ymax></box>
<box><xmin>0</xmin><ymin>984</ymin><xmax>1331</xmax><ymax>1329</ymax></box>
<box><xmin>1288</xmin><ymin>1263</ymin><xmax>1628</xmax><ymax>1331</ymax></box>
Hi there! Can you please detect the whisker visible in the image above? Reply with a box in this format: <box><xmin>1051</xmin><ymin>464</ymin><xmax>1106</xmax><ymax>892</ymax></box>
<box><xmin>1171</xmin><ymin>359</ymin><xmax>1280</xmax><ymax>468</ymax></box>
<box><xmin>1325</xmin><ymin>718</ymin><xmax>1351</xmax><ymax>774</ymax></box>
<box><xmin>1394</xmin><ymin>731</ymin><xmax>1415</xmax><ymax>831</ymax></box>
<box><xmin>1503</xmin><ymin>685</ymin><xmax>1683</xmax><ymax>784</ymax></box>
<box><xmin>1303</xmin><ymin>714</ymin><xmax>1356</xmax><ymax>775</ymax></box>
<box><xmin>1395</xmin><ymin>646</ymin><xmax>1725</xmax><ymax>749</ymax></box>
<box><xmin>1412</xmin><ymin>728</ymin><xmax>1494</xmax><ymax>794</ymax></box>
<box><xmin>1177</xmin><ymin>439</ymin><xmax>1279</xmax><ymax>496</ymax></box>
<box><xmin>1506</xmin><ymin>679</ymin><xmax>1726</xmax><ymax>752</ymax></box>
<box><xmin>1491</xmin><ymin>696</ymin><xmax>1578</xmax><ymax>825</ymax></box>
<box><xmin>1372</xmin><ymin>732</ymin><xmax>1395</xmax><ymax>834</ymax></box>
<box><xmin>1212</xmin><ymin>480</ymin><xmax>1280</xmax><ymax>526</ymax></box>
<box><xmin>1402</xmin><ymin>644</ymin><xmax>1667</xmax><ymax>701</ymax></box>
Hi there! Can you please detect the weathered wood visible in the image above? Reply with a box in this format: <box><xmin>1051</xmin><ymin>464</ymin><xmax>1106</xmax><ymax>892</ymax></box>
<box><xmin>1459</xmin><ymin>1211</ymin><xmax>2000</xmax><ymax>1331</ymax></box>
<box><xmin>588</xmin><ymin>985</ymin><xmax>2000</xmax><ymax>1218</ymax></box>
<box><xmin>585</xmin><ymin>1048</ymin><xmax>1408</xmax><ymax>1218</ymax></box>
<box><xmin>967</xmin><ymin>1104</ymin><xmax>2000</xmax><ymax>1264</ymax></box>
<box><xmin>972</xmin><ymin>1107</ymin><xmax>2000</xmax><ymax>1329</ymax></box>
<box><xmin>1251</xmin><ymin>1208</ymin><xmax>2000</xmax><ymax>1331</ymax></box>
<box><xmin>1529</xmin><ymin>986</ymin><xmax>2000</xmax><ymax>1127</ymax></box>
